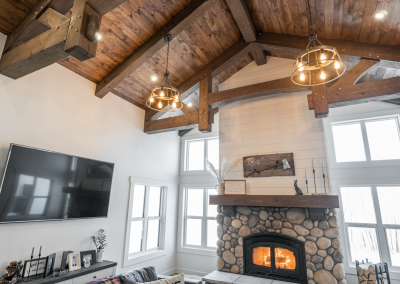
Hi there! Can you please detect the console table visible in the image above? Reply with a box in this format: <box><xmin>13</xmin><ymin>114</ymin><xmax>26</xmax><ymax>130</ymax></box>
<box><xmin>25</xmin><ymin>260</ymin><xmax>117</xmax><ymax>284</ymax></box>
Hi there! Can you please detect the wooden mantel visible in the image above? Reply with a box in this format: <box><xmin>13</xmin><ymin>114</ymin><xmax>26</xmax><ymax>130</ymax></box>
<box><xmin>209</xmin><ymin>195</ymin><xmax>340</xmax><ymax>209</ymax></box>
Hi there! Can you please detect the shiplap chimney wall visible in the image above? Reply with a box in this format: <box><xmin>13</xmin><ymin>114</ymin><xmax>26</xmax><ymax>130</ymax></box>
<box><xmin>219</xmin><ymin>57</ymin><xmax>329</xmax><ymax>195</ymax></box>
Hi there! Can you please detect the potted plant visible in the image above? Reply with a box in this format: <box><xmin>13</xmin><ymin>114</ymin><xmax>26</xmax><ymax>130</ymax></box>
<box><xmin>92</xmin><ymin>229</ymin><xmax>107</xmax><ymax>262</ymax></box>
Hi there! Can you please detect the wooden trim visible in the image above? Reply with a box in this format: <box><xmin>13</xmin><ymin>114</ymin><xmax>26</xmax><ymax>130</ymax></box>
<box><xmin>3</xmin><ymin>0</ymin><xmax>52</xmax><ymax>53</ymax></box>
<box><xmin>144</xmin><ymin>112</ymin><xmax>199</xmax><ymax>134</ymax></box>
<box><xmin>95</xmin><ymin>0</ymin><xmax>218</xmax><ymax>99</ymax></box>
<box><xmin>207</xmin><ymin>77</ymin><xmax>309</xmax><ymax>108</ymax></box>
<box><xmin>311</xmin><ymin>84</ymin><xmax>328</xmax><ymax>118</ymax></box>
<box><xmin>209</xmin><ymin>195</ymin><xmax>340</xmax><ymax>208</ymax></box>
<box><xmin>330</xmin><ymin>59</ymin><xmax>380</xmax><ymax>89</ymax></box>
<box><xmin>199</xmin><ymin>76</ymin><xmax>212</xmax><ymax>133</ymax></box>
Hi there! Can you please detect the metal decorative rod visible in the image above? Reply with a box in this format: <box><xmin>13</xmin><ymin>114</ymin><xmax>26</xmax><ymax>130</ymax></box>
<box><xmin>322</xmin><ymin>162</ymin><xmax>326</xmax><ymax>193</ymax></box>
<box><xmin>305</xmin><ymin>169</ymin><xmax>309</xmax><ymax>193</ymax></box>
<box><xmin>312</xmin><ymin>159</ymin><xmax>316</xmax><ymax>193</ymax></box>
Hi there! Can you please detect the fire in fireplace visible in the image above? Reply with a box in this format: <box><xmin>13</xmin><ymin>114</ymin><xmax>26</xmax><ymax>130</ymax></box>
<box><xmin>244</xmin><ymin>233</ymin><xmax>307</xmax><ymax>283</ymax></box>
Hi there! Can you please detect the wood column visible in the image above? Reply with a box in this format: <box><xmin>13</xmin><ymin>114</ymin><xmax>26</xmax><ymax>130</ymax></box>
<box><xmin>311</xmin><ymin>84</ymin><xmax>328</xmax><ymax>118</ymax></box>
<box><xmin>199</xmin><ymin>76</ymin><xmax>212</xmax><ymax>133</ymax></box>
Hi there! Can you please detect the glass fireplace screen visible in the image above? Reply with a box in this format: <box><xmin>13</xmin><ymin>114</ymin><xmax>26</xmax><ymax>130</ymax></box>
<box><xmin>252</xmin><ymin>246</ymin><xmax>296</xmax><ymax>270</ymax></box>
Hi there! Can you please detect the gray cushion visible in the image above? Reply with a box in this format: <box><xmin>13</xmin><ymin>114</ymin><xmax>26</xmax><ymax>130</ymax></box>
<box><xmin>117</xmin><ymin>266</ymin><xmax>158</xmax><ymax>284</ymax></box>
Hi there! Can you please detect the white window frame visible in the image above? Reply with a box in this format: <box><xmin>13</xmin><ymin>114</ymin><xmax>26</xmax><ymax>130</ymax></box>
<box><xmin>339</xmin><ymin>184</ymin><xmax>400</xmax><ymax>277</ymax></box>
<box><xmin>324</xmin><ymin>110</ymin><xmax>400</xmax><ymax>170</ymax></box>
<box><xmin>180</xmin><ymin>134</ymin><xmax>219</xmax><ymax>175</ymax></box>
<box><xmin>123</xmin><ymin>177</ymin><xmax>168</xmax><ymax>267</ymax></box>
<box><xmin>177</xmin><ymin>183</ymin><xmax>218</xmax><ymax>256</ymax></box>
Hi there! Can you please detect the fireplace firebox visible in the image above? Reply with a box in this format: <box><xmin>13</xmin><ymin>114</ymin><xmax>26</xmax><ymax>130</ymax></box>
<box><xmin>243</xmin><ymin>233</ymin><xmax>307</xmax><ymax>284</ymax></box>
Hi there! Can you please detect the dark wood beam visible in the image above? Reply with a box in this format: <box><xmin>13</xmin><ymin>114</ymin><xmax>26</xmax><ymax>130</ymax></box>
<box><xmin>95</xmin><ymin>0</ymin><xmax>218</xmax><ymax>99</ymax></box>
<box><xmin>145</xmin><ymin>39</ymin><xmax>252</xmax><ymax>121</ymax></box>
<box><xmin>254</xmin><ymin>32</ymin><xmax>400</xmax><ymax>69</ymax></box>
<box><xmin>0</xmin><ymin>8</ymin><xmax>71</xmax><ymax>79</ymax></box>
<box><xmin>330</xmin><ymin>59</ymin><xmax>380</xmax><ymax>89</ymax></box>
<box><xmin>207</xmin><ymin>77</ymin><xmax>309</xmax><ymax>108</ymax></box>
<box><xmin>3</xmin><ymin>0</ymin><xmax>51</xmax><ymax>52</ymax></box>
<box><xmin>144</xmin><ymin>105</ymin><xmax>199</xmax><ymax>134</ymax></box>
<box><xmin>199</xmin><ymin>75</ymin><xmax>212</xmax><ymax>133</ymax></box>
<box><xmin>87</xmin><ymin>0</ymin><xmax>128</xmax><ymax>16</ymax></box>
<box><xmin>225</xmin><ymin>0</ymin><xmax>266</xmax><ymax>65</ymax></box>
<box><xmin>311</xmin><ymin>84</ymin><xmax>328</xmax><ymax>118</ymax></box>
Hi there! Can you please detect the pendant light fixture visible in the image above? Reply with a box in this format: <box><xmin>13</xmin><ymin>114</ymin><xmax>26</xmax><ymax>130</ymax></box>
<box><xmin>146</xmin><ymin>34</ymin><xmax>183</xmax><ymax>112</ymax></box>
<box><xmin>291</xmin><ymin>0</ymin><xmax>346</xmax><ymax>86</ymax></box>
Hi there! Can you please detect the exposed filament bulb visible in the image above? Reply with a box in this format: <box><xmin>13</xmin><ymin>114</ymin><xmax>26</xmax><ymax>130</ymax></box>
<box><xmin>158</xmin><ymin>102</ymin><xmax>162</xmax><ymax>108</ymax></box>
<box><xmin>298</xmin><ymin>62</ymin><xmax>304</xmax><ymax>72</ymax></box>
<box><xmin>320</xmin><ymin>71</ymin><xmax>326</xmax><ymax>80</ymax></box>
<box><xmin>160</xmin><ymin>91</ymin><xmax>164</xmax><ymax>97</ymax></box>
<box><xmin>334</xmin><ymin>61</ymin><xmax>341</xmax><ymax>69</ymax></box>
<box><xmin>149</xmin><ymin>97</ymin><xmax>154</xmax><ymax>103</ymax></box>
<box><xmin>300</xmin><ymin>72</ymin><xmax>305</xmax><ymax>81</ymax></box>
<box><xmin>320</xmin><ymin>52</ymin><xmax>327</xmax><ymax>64</ymax></box>
<box><xmin>172</xmin><ymin>102</ymin><xmax>177</xmax><ymax>108</ymax></box>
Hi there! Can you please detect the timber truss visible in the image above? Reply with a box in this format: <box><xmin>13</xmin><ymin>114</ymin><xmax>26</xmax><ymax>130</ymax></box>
<box><xmin>1</xmin><ymin>0</ymin><xmax>400</xmax><ymax>135</ymax></box>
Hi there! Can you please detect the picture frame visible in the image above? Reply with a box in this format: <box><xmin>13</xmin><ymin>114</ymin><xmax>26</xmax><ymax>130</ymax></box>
<box><xmin>44</xmin><ymin>253</ymin><xmax>56</xmax><ymax>278</ymax></box>
<box><xmin>80</xmin><ymin>250</ymin><xmax>96</xmax><ymax>268</ymax></box>
<box><xmin>68</xmin><ymin>252</ymin><xmax>81</xmax><ymax>272</ymax></box>
<box><xmin>224</xmin><ymin>180</ymin><xmax>246</xmax><ymax>195</ymax></box>
<box><xmin>61</xmin><ymin>251</ymin><xmax>73</xmax><ymax>270</ymax></box>
<box><xmin>22</xmin><ymin>258</ymin><xmax>47</xmax><ymax>280</ymax></box>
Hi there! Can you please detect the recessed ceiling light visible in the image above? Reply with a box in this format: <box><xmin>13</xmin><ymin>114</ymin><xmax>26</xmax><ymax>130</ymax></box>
<box><xmin>151</xmin><ymin>75</ymin><xmax>157</xmax><ymax>81</ymax></box>
<box><xmin>97</xmin><ymin>33</ymin><xmax>102</xmax><ymax>40</ymax></box>
<box><xmin>375</xmin><ymin>12</ymin><xmax>384</xmax><ymax>19</ymax></box>
<box><xmin>188</xmin><ymin>102</ymin><xmax>192</xmax><ymax>107</ymax></box>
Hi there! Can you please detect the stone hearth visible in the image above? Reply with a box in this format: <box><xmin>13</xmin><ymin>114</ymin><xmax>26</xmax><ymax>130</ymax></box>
<box><xmin>216</xmin><ymin>205</ymin><xmax>345</xmax><ymax>284</ymax></box>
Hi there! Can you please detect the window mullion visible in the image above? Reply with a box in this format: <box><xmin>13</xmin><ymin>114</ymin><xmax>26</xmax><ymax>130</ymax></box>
<box><xmin>183</xmin><ymin>189</ymin><xmax>189</xmax><ymax>247</ymax></box>
<box><xmin>360</xmin><ymin>121</ymin><xmax>372</xmax><ymax>161</ymax></box>
<box><xmin>202</xmin><ymin>188</ymin><xmax>207</xmax><ymax>248</ymax></box>
<box><xmin>142</xmin><ymin>185</ymin><xmax>150</xmax><ymax>252</ymax></box>
<box><xmin>371</xmin><ymin>186</ymin><xmax>391</xmax><ymax>265</ymax></box>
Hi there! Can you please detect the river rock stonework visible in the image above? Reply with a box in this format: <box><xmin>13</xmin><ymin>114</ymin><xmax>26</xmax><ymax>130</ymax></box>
<box><xmin>215</xmin><ymin>206</ymin><xmax>345</xmax><ymax>284</ymax></box>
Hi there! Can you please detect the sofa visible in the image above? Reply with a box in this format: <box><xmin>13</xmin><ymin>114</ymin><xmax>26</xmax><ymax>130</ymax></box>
<box><xmin>90</xmin><ymin>266</ymin><xmax>202</xmax><ymax>284</ymax></box>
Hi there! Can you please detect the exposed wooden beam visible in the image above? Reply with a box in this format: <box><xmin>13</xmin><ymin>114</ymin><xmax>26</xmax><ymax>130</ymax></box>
<box><xmin>144</xmin><ymin>105</ymin><xmax>199</xmax><ymax>134</ymax></box>
<box><xmin>207</xmin><ymin>77</ymin><xmax>309</xmax><ymax>108</ymax></box>
<box><xmin>311</xmin><ymin>85</ymin><xmax>328</xmax><ymax>118</ymax></box>
<box><xmin>0</xmin><ymin>8</ymin><xmax>71</xmax><ymax>79</ymax></box>
<box><xmin>225</xmin><ymin>0</ymin><xmax>266</xmax><ymax>65</ymax></box>
<box><xmin>86</xmin><ymin>0</ymin><xmax>128</xmax><ymax>16</ymax></box>
<box><xmin>145</xmin><ymin>39</ymin><xmax>252</xmax><ymax>121</ymax></box>
<box><xmin>3</xmin><ymin>0</ymin><xmax>51</xmax><ymax>53</ymax></box>
<box><xmin>330</xmin><ymin>59</ymin><xmax>380</xmax><ymax>89</ymax></box>
<box><xmin>254</xmin><ymin>33</ymin><xmax>400</xmax><ymax>69</ymax></box>
<box><xmin>199</xmin><ymin>75</ymin><xmax>212</xmax><ymax>133</ymax></box>
<box><xmin>95</xmin><ymin>0</ymin><xmax>218</xmax><ymax>99</ymax></box>
<box><xmin>307</xmin><ymin>77</ymin><xmax>400</xmax><ymax>110</ymax></box>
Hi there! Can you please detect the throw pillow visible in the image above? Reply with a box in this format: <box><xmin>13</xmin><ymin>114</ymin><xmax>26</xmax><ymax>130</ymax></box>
<box><xmin>137</xmin><ymin>273</ymin><xmax>184</xmax><ymax>284</ymax></box>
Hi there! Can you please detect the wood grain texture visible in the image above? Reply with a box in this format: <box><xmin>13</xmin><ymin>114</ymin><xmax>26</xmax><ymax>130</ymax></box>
<box><xmin>209</xmin><ymin>195</ymin><xmax>340</xmax><ymax>208</ymax></box>
<box><xmin>143</xmin><ymin>111</ymin><xmax>199</xmax><ymax>134</ymax></box>
<box><xmin>95</xmin><ymin>0</ymin><xmax>219</xmax><ymax>98</ymax></box>
<box><xmin>243</xmin><ymin>153</ymin><xmax>295</xmax><ymax>178</ymax></box>
<box><xmin>199</xmin><ymin>75</ymin><xmax>212</xmax><ymax>132</ymax></box>
<box><xmin>311</xmin><ymin>84</ymin><xmax>328</xmax><ymax>118</ymax></box>
<box><xmin>208</xmin><ymin>77</ymin><xmax>310</xmax><ymax>108</ymax></box>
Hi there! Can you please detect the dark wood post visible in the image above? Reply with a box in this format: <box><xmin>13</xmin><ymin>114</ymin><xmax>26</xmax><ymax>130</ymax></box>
<box><xmin>199</xmin><ymin>76</ymin><xmax>212</xmax><ymax>133</ymax></box>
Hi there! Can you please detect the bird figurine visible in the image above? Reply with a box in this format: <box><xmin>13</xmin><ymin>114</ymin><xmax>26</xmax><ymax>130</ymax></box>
<box><xmin>294</xmin><ymin>180</ymin><xmax>303</xmax><ymax>195</ymax></box>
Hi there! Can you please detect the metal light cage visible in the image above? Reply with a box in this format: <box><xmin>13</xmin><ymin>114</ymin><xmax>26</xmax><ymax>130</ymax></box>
<box><xmin>291</xmin><ymin>36</ymin><xmax>347</xmax><ymax>86</ymax></box>
<box><xmin>146</xmin><ymin>73</ymin><xmax>183</xmax><ymax>112</ymax></box>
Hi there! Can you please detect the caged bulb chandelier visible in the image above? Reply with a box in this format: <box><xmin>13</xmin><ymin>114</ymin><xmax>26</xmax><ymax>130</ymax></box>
<box><xmin>291</xmin><ymin>0</ymin><xmax>347</xmax><ymax>87</ymax></box>
<box><xmin>146</xmin><ymin>34</ymin><xmax>183</xmax><ymax>112</ymax></box>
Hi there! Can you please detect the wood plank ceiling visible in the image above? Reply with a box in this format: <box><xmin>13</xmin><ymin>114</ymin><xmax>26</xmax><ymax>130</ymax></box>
<box><xmin>1</xmin><ymin>0</ymin><xmax>400</xmax><ymax>118</ymax></box>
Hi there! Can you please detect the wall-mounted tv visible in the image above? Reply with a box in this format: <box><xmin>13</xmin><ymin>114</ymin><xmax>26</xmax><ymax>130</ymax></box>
<box><xmin>0</xmin><ymin>144</ymin><xmax>114</xmax><ymax>223</ymax></box>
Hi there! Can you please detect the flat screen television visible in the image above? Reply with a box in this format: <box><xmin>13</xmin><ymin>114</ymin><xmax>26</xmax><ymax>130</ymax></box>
<box><xmin>0</xmin><ymin>144</ymin><xmax>114</xmax><ymax>223</ymax></box>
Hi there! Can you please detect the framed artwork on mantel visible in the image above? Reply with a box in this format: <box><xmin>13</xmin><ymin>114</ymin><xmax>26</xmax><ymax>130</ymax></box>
<box><xmin>224</xmin><ymin>180</ymin><xmax>246</xmax><ymax>195</ymax></box>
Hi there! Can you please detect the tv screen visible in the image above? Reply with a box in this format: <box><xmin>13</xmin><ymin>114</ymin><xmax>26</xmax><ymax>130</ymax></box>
<box><xmin>0</xmin><ymin>144</ymin><xmax>114</xmax><ymax>223</ymax></box>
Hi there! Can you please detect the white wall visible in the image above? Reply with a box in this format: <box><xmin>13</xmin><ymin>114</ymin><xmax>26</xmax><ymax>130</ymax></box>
<box><xmin>0</xmin><ymin>64</ymin><xmax>180</xmax><ymax>275</ymax></box>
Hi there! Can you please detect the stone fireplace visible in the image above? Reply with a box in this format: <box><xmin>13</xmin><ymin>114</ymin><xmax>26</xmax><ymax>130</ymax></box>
<box><xmin>216</xmin><ymin>205</ymin><xmax>345</xmax><ymax>284</ymax></box>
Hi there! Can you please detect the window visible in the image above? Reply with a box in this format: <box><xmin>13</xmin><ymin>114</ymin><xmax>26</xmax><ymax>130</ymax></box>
<box><xmin>185</xmin><ymin>138</ymin><xmax>219</xmax><ymax>171</ymax></box>
<box><xmin>340</xmin><ymin>186</ymin><xmax>400</xmax><ymax>267</ymax></box>
<box><xmin>123</xmin><ymin>177</ymin><xmax>167</xmax><ymax>267</ymax></box>
<box><xmin>332</xmin><ymin>117</ymin><xmax>400</xmax><ymax>163</ymax></box>
<box><xmin>183</xmin><ymin>188</ymin><xmax>218</xmax><ymax>249</ymax></box>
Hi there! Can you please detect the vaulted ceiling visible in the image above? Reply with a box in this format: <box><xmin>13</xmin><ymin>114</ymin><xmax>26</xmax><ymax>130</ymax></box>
<box><xmin>1</xmin><ymin>0</ymin><xmax>400</xmax><ymax>120</ymax></box>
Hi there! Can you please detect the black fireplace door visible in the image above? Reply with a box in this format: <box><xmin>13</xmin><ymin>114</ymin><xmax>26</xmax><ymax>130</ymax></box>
<box><xmin>243</xmin><ymin>233</ymin><xmax>307</xmax><ymax>284</ymax></box>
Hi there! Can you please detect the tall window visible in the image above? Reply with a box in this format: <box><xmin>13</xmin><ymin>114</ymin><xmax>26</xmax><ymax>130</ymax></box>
<box><xmin>183</xmin><ymin>188</ymin><xmax>218</xmax><ymax>249</ymax></box>
<box><xmin>332</xmin><ymin>116</ymin><xmax>400</xmax><ymax>163</ymax></box>
<box><xmin>128</xmin><ymin>184</ymin><xmax>165</xmax><ymax>255</ymax></box>
<box><xmin>341</xmin><ymin>186</ymin><xmax>400</xmax><ymax>267</ymax></box>
<box><xmin>185</xmin><ymin>138</ymin><xmax>219</xmax><ymax>171</ymax></box>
